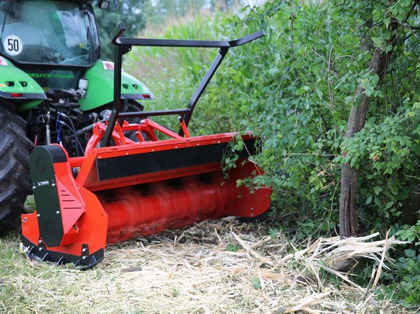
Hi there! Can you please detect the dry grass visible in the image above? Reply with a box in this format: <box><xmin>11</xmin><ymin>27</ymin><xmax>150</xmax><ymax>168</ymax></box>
<box><xmin>0</xmin><ymin>217</ymin><xmax>410</xmax><ymax>313</ymax></box>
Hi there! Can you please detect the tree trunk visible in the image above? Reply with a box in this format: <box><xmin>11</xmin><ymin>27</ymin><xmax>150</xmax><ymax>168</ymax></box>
<box><xmin>339</xmin><ymin>45</ymin><xmax>392</xmax><ymax>238</ymax></box>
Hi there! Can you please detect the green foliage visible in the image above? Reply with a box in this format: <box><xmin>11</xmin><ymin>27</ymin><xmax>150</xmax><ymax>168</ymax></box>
<box><xmin>251</xmin><ymin>277</ymin><xmax>261</xmax><ymax>289</ymax></box>
<box><xmin>221</xmin><ymin>1</ymin><xmax>357</xmax><ymax>236</ymax></box>
<box><xmin>126</xmin><ymin>0</ymin><xmax>419</xmax><ymax>239</ymax></box>
<box><xmin>246</xmin><ymin>1</ymin><xmax>418</xmax><ymax>237</ymax></box>
<box><xmin>225</xmin><ymin>243</ymin><xmax>239</xmax><ymax>252</ymax></box>
<box><xmin>142</xmin><ymin>0</ymin><xmax>207</xmax><ymax>27</ymax></box>
<box><xmin>337</xmin><ymin>104</ymin><xmax>418</xmax><ymax>223</ymax></box>
<box><xmin>221</xmin><ymin>134</ymin><xmax>247</xmax><ymax>177</ymax></box>
<box><xmin>396</xmin><ymin>221</ymin><xmax>420</xmax><ymax>243</ymax></box>
<box><xmin>125</xmin><ymin>10</ymin><xmax>232</xmax><ymax>131</ymax></box>
<box><xmin>142</xmin><ymin>0</ymin><xmax>252</xmax><ymax>28</ymax></box>
<box><xmin>380</xmin><ymin>221</ymin><xmax>420</xmax><ymax>307</ymax></box>
<box><xmin>125</xmin><ymin>2</ymin><xmax>419</xmax><ymax>305</ymax></box>
<box><xmin>94</xmin><ymin>0</ymin><xmax>146</xmax><ymax>60</ymax></box>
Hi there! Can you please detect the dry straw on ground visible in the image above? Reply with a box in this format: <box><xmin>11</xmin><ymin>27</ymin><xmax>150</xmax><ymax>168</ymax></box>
<box><xmin>0</xmin><ymin>217</ymin><xmax>410</xmax><ymax>313</ymax></box>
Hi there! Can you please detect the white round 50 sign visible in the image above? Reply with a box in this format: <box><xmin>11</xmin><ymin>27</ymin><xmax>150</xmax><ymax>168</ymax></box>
<box><xmin>3</xmin><ymin>35</ymin><xmax>23</xmax><ymax>56</ymax></box>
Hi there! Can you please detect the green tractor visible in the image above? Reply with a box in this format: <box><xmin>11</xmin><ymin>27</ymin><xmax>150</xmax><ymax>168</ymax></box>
<box><xmin>0</xmin><ymin>0</ymin><xmax>152</xmax><ymax>235</ymax></box>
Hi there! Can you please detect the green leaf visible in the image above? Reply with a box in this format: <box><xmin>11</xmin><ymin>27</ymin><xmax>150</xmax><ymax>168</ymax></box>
<box><xmin>296</xmin><ymin>85</ymin><xmax>310</xmax><ymax>96</ymax></box>
<box><xmin>225</xmin><ymin>244</ymin><xmax>238</xmax><ymax>252</ymax></box>
<box><xmin>405</xmin><ymin>249</ymin><xmax>416</xmax><ymax>258</ymax></box>
<box><xmin>251</xmin><ymin>277</ymin><xmax>261</xmax><ymax>290</ymax></box>
<box><xmin>373</xmin><ymin>186</ymin><xmax>382</xmax><ymax>196</ymax></box>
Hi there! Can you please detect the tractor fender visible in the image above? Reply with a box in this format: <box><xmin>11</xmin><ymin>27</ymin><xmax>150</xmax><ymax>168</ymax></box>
<box><xmin>78</xmin><ymin>60</ymin><xmax>153</xmax><ymax>111</ymax></box>
<box><xmin>0</xmin><ymin>57</ymin><xmax>46</xmax><ymax>112</ymax></box>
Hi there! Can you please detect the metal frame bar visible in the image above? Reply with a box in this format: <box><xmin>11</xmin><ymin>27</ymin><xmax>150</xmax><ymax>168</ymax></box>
<box><xmin>180</xmin><ymin>46</ymin><xmax>228</xmax><ymax>135</ymax></box>
<box><xmin>101</xmin><ymin>22</ymin><xmax>264</xmax><ymax>146</ymax></box>
<box><xmin>115</xmin><ymin>30</ymin><xmax>265</xmax><ymax>48</ymax></box>
<box><xmin>118</xmin><ymin>108</ymin><xmax>191</xmax><ymax>119</ymax></box>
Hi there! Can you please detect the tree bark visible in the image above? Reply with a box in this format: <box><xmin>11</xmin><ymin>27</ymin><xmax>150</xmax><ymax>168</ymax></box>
<box><xmin>339</xmin><ymin>45</ymin><xmax>392</xmax><ymax>238</ymax></box>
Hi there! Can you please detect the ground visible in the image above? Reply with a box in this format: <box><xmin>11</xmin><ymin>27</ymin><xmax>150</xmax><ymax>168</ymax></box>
<box><xmin>0</xmin><ymin>217</ymin><xmax>411</xmax><ymax>313</ymax></box>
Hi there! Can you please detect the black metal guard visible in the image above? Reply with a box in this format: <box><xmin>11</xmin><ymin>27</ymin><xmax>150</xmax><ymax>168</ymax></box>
<box><xmin>101</xmin><ymin>22</ymin><xmax>264</xmax><ymax>146</ymax></box>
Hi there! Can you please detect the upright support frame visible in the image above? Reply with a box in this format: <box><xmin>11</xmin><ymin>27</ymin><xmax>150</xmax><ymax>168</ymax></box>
<box><xmin>101</xmin><ymin>22</ymin><xmax>264</xmax><ymax>146</ymax></box>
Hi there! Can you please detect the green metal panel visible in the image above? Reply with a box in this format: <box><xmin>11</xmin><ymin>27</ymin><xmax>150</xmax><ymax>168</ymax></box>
<box><xmin>0</xmin><ymin>57</ymin><xmax>46</xmax><ymax>111</ymax></box>
<box><xmin>78</xmin><ymin>61</ymin><xmax>153</xmax><ymax>111</ymax></box>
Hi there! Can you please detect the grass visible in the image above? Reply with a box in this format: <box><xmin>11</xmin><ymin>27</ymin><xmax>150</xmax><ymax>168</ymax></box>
<box><xmin>0</xmin><ymin>216</ymin><xmax>411</xmax><ymax>313</ymax></box>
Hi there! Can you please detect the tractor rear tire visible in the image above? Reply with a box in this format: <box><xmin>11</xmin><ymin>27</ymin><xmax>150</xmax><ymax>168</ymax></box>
<box><xmin>123</xmin><ymin>100</ymin><xmax>145</xmax><ymax>141</ymax></box>
<box><xmin>0</xmin><ymin>104</ymin><xmax>32</xmax><ymax>236</ymax></box>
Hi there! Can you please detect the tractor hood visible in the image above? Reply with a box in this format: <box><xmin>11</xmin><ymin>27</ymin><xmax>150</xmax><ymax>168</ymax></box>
<box><xmin>79</xmin><ymin>60</ymin><xmax>154</xmax><ymax>111</ymax></box>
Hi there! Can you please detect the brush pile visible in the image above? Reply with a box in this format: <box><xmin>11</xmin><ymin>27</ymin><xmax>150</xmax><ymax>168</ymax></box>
<box><xmin>95</xmin><ymin>217</ymin><xmax>404</xmax><ymax>313</ymax></box>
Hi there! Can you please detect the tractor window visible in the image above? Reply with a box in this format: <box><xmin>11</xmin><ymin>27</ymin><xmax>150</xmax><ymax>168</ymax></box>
<box><xmin>0</xmin><ymin>0</ymin><xmax>99</xmax><ymax>66</ymax></box>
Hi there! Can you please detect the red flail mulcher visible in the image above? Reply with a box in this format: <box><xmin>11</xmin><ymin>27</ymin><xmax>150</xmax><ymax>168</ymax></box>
<box><xmin>20</xmin><ymin>23</ymin><xmax>272</xmax><ymax>268</ymax></box>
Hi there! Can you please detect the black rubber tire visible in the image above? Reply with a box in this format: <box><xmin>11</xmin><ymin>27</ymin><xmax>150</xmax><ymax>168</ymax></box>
<box><xmin>0</xmin><ymin>104</ymin><xmax>32</xmax><ymax>236</ymax></box>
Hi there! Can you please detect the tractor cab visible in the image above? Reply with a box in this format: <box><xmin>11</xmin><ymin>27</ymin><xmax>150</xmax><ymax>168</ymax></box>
<box><xmin>0</xmin><ymin>0</ymin><xmax>99</xmax><ymax>66</ymax></box>
<box><xmin>0</xmin><ymin>0</ymin><xmax>100</xmax><ymax>89</ymax></box>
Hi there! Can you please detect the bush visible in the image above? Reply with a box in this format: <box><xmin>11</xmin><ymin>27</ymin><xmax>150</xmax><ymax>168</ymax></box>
<box><xmin>380</xmin><ymin>221</ymin><xmax>420</xmax><ymax>307</ymax></box>
<box><xmin>125</xmin><ymin>1</ymin><xmax>419</xmax><ymax>305</ymax></box>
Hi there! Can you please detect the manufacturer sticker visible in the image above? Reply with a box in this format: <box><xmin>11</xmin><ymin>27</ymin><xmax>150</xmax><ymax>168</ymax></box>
<box><xmin>3</xmin><ymin>35</ymin><xmax>23</xmax><ymax>56</ymax></box>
